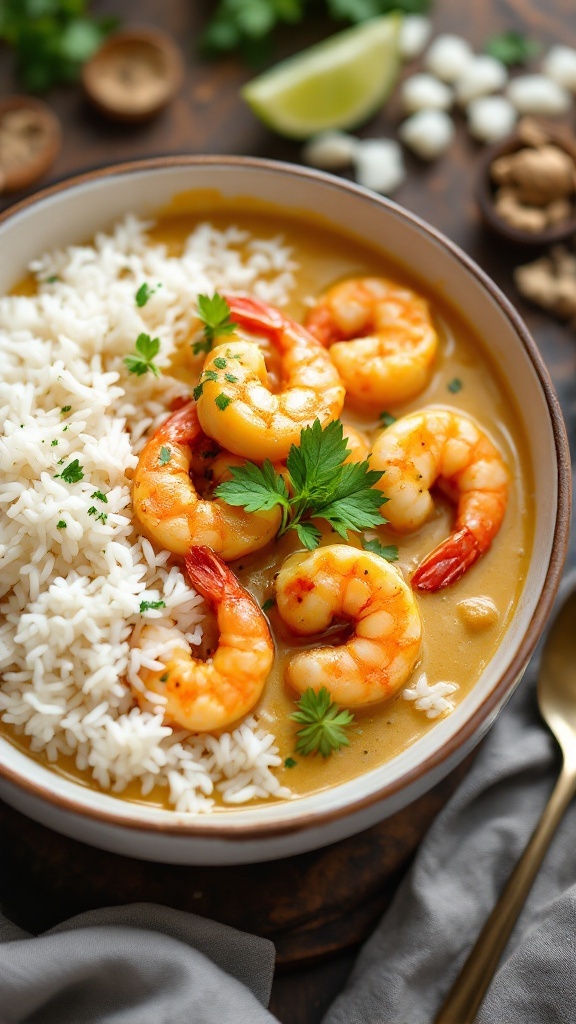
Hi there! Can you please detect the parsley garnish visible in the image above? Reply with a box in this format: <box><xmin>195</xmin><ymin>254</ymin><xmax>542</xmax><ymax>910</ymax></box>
<box><xmin>379</xmin><ymin>411</ymin><xmax>396</xmax><ymax>428</ymax></box>
<box><xmin>46</xmin><ymin>275</ymin><xmax>60</xmax><ymax>283</ymax></box>
<box><xmin>193</xmin><ymin>382</ymin><xmax>204</xmax><ymax>402</ymax></box>
<box><xmin>193</xmin><ymin>293</ymin><xmax>236</xmax><ymax>356</ymax></box>
<box><xmin>58</xmin><ymin>459</ymin><xmax>84</xmax><ymax>484</ymax></box>
<box><xmin>88</xmin><ymin>506</ymin><xmax>107</xmax><ymax>523</ymax></box>
<box><xmin>160</xmin><ymin>673</ymin><xmax>169</xmax><ymax>683</ymax></box>
<box><xmin>215</xmin><ymin>418</ymin><xmax>387</xmax><ymax>551</ymax></box>
<box><xmin>485</xmin><ymin>31</ymin><xmax>539</xmax><ymax>66</ymax></box>
<box><xmin>214</xmin><ymin>356</ymin><xmax>227</xmax><ymax>369</ymax></box>
<box><xmin>56</xmin><ymin>520</ymin><xmax>66</xmax><ymax>529</ymax></box>
<box><xmin>140</xmin><ymin>600</ymin><xmax>167</xmax><ymax>613</ymax></box>
<box><xmin>291</xmin><ymin>687</ymin><xmax>354</xmax><ymax>758</ymax></box>
<box><xmin>124</xmin><ymin>333</ymin><xmax>161</xmax><ymax>377</ymax></box>
<box><xmin>284</xmin><ymin>757</ymin><xmax>298</xmax><ymax>768</ymax></box>
<box><xmin>447</xmin><ymin>378</ymin><xmax>463</xmax><ymax>394</ymax></box>
<box><xmin>362</xmin><ymin>537</ymin><xmax>399</xmax><ymax>562</ymax></box>
<box><xmin>51</xmin><ymin>439</ymin><xmax>58</xmax><ymax>446</ymax></box>
<box><xmin>61</xmin><ymin>406</ymin><xmax>71</xmax><ymax>414</ymax></box>
<box><xmin>91</xmin><ymin>491</ymin><xmax>108</xmax><ymax>503</ymax></box>
<box><xmin>215</xmin><ymin>393</ymin><xmax>232</xmax><ymax>411</ymax></box>
<box><xmin>135</xmin><ymin>283</ymin><xmax>155</xmax><ymax>307</ymax></box>
<box><xmin>262</xmin><ymin>597</ymin><xmax>276</xmax><ymax>612</ymax></box>
<box><xmin>159</xmin><ymin>446</ymin><xmax>171</xmax><ymax>465</ymax></box>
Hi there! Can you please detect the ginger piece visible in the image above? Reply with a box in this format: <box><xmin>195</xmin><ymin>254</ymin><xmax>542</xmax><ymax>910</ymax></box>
<box><xmin>547</xmin><ymin>197</ymin><xmax>572</xmax><ymax>224</ymax></box>
<box><xmin>491</xmin><ymin>145</ymin><xmax>576</xmax><ymax>205</ymax></box>
<box><xmin>514</xmin><ymin>246</ymin><xmax>576</xmax><ymax>324</ymax></box>
<box><xmin>516</xmin><ymin>117</ymin><xmax>550</xmax><ymax>149</ymax></box>
<box><xmin>494</xmin><ymin>189</ymin><xmax>548</xmax><ymax>232</ymax></box>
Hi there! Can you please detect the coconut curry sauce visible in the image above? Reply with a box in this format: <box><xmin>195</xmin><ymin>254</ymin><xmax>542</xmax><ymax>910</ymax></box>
<box><xmin>6</xmin><ymin>205</ymin><xmax>533</xmax><ymax>808</ymax></box>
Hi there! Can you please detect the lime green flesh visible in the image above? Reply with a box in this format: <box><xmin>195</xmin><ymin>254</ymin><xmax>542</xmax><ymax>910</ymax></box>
<box><xmin>242</xmin><ymin>15</ymin><xmax>402</xmax><ymax>140</ymax></box>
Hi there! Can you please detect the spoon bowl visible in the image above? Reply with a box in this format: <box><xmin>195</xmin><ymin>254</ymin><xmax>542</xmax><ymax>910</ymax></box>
<box><xmin>538</xmin><ymin>588</ymin><xmax>576</xmax><ymax>762</ymax></box>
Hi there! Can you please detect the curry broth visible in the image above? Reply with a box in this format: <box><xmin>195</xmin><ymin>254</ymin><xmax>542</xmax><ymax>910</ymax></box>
<box><xmin>3</xmin><ymin>205</ymin><xmax>533</xmax><ymax>809</ymax></box>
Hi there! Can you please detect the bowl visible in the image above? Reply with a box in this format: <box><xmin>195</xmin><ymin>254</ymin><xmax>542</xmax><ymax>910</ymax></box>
<box><xmin>0</xmin><ymin>157</ymin><xmax>570</xmax><ymax>864</ymax></box>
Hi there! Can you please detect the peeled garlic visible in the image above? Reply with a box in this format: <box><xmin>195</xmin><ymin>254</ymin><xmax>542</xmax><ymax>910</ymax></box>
<box><xmin>398</xmin><ymin>109</ymin><xmax>455</xmax><ymax>160</ymax></box>
<box><xmin>425</xmin><ymin>34</ymin><xmax>473</xmax><ymax>83</ymax></box>
<box><xmin>506</xmin><ymin>75</ymin><xmax>572</xmax><ymax>115</ymax></box>
<box><xmin>455</xmin><ymin>55</ymin><xmax>508</xmax><ymax>106</ymax></box>
<box><xmin>399</xmin><ymin>16</ymin><xmax>432</xmax><ymax>61</ymax></box>
<box><xmin>401</xmin><ymin>74</ymin><xmax>453</xmax><ymax>113</ymax></box>
<box><xmin>354</xmin><ymin>139</ymin><xmax>405</xmax><ymax>194</ymax></box>
<box><xmin>302</xmin><ymin>131</ymin><xmax>359</xmax><ymax>170</ymax></box>
<box><xmin>541</xmin><ymin>46</ymin><xmax>576</xmax><ymax>93</ymax></box>
<box><xmin>467</xmin><ymin>95</ymin><xmax>517</xmax><ymax>142</ymax></box>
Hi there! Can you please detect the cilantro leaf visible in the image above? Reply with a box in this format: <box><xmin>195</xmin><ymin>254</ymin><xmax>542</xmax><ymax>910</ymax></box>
<box><xmin>284</xmin><ymin>757</ymin><xmax>298</xmax><ymax>768</ymax></box>
<box><xmin>91</xmin><ymin>491</ymin><xmax>108</xmax><ymax>503</ymax></box>
<box><xmin>286</xmin><ymin>418</ymin><xmax>348</xmax><ymax>499</ymax></box>
<box><xmin>215</xmin><ymin>460</ymin><xmax>290</xmax><ymax>513</ymax></box>
<box><xmin>447</xmin><ymin>377</ymin><xmax>463</xmax><ymax>394</ymax></box>
<box><xmin>135</xmin><ymin>283</ymin><xmax>155</xmax><ymax>307</ymax></box>
<box><xmin>124</xmin><ymin>333</ymin><xmax>161</xmax><ymax>377</ymax></box>
<box><xmin>294</xmin><ymin>521</ymin><xmax>323</xmax><ymax>549</ymax></box>
<box><xmin>158</xmin><ymin>446</ymin><xmax>171</xmax><ymax>465</ymax></box>
<box><xmin>193</xmin><ymin>293</ymin><xmax>236</xmax><ymax>355</ymax></box>
<box><xmin>313</xmin><ymin>461</ymin><xmax>387</xmax><ymax>536</ymax></box>
<box><xmin>362</xmin><ymin>537</ymin><xmax>399</xmax><ymax>561</ymax></box>
<box><xmin>485</xmin><ymin>31</ymin><xmax>539</xmax><ymax>66</ymax></box>
<box><xmin>291</xmin><ymin>687</ymin><xmax>354</xmax><ymax>758</ymax></box>
<box><xmin>56</xmin><ymin>520</ymin><xmax>66</xmax><ymax>529</ymax></box>
<box><xmin>140</xmin><ymin>600</ymin><xmax>167</xmax><ymax>613</ymax></box>
<box><xmin>215</xmin><ymin>393</ymin><xmax>232</xmax><ymax>411</ymax></box>
<box><xmin>58</xmin><ymin>459</ymin><xmax>84</xmax><ymax>484</ymax></box>
<box><xmin>379</xmin><ymin>411</ymin><xmax>396</xmax><ymax>428</ymax></box>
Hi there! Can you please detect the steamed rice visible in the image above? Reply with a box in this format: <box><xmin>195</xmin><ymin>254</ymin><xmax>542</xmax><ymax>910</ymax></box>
<box><xmin>0</xmin><ymin>215</ymin><xmax>298</xmax><ymax>812</ymax></box>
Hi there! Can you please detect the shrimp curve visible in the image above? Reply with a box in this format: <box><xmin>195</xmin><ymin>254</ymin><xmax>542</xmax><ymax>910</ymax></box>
<box><xmin>305</xmin><ymin>277</ymin><xmax>438</xmax><ymax>406</ymax></box>
<box><xmin>370</xmin><ymin>408</ymin><xmax>509</xmax><ymax>591</ymax></box>
<box><xmin>276</xmin><ymin>544</ymin><xmax>421</xmax><ymax>707</ymax></box>
<box><xmin>137</xmin><ymin>546</ymin><xmax>274</xmax><ymax>731</ymax></box>
<box><xmin>133</xmin><ymin>401</ymin><xmax>281</xmax><ymax>560</ymax></box>
<box><xmin>196</xmin><ymin>295</ymin><xmax>345</xmax><ymax>462</ymax></box>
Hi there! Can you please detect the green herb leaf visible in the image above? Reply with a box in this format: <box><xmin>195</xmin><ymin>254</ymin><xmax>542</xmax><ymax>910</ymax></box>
<box><xmin>379</xmin><ymin>411</ymin><xmax>396</xmax><ymax>428</ymax></box>
<box><xmin>215</xmin><ymin>393</ymin><xmax>232</xmax><ymax>411</ymax></box>
<box><xmin>193</xmin><ymin>293</ymin><xmax>236</xmax><ymax>355</ymax></box>
<box><xmin>193</xmin><ymin>382</ymin><xmax>204</xmax><ymax>402</ymax></box>
<box><xmin>51</xmin><ymin>439</ymin><xmax>58</xmax><ymax>446</ymax></box>
<box><xmin>485</xmin><ymin>30</ymin><xmax>539</xmax><ymax>66</ymax></box>
<box><xmin>362</xmin><ymin>537</ymin><xmax>399</xmax><ymax>561</ymax></box>
<box><xmin>291</xmin><ymin>687</ymin><xmax>354</xmax><ymax>757</ymax></box>
<box><xmin>284</xmin><ymin>757</ymin><xmax>298</xmax><ymax>768</ymax></box>
<box><xmin>135</xmin><ymin>283</ymin><xmax>155</xmax><ymax>307</ymax></box>
<box><xmin>59</xmin><ymin>459</ymin><xmax>84</xmax><ymax>484</ymax></box>
<box><xmin>216</xmin><ymin>460</ymin><xmax>290</xmax><ymax>513</ymax></box>
<box><xmin>160</xmin><ymin>673</ymin><xmax>169</xmax><ymax>683</ymax></box>
<box><xmin>158</xmin><ymin>446</ymin><xmax>171</xmax><ymax>465</ymax></box>
<box><xmin>447</xmin><ymin>377</ymin><xmax>463</xmax><ymax>394</ymax></box>
<box><xmin>56</xmin><ymin>520</ymin><xmax>66</xmax><ymax>529</ymax></box>
<box><xmin>91</xmin><ymin>491</ymin><xmax>108</xmax><ymax>503</ymax></box>
<box><xmin>140</xmin><ymin>600</ymin><xmax>167</xmax><ymax>613</ymax></box>
<box><xmin>286</xmin><ymin>418</ymin><xmax>349</xmax><ymax>499</ymax></box>
<box><xmin>214</xmin><ymin>356</ymin><xmax>227</xmax><ymax>369</ymax></box>
<box><xmin>262</xmin><ymin>597</ymin><xmax>276</xmax><ymax>612</ymax></box>
<box><xmin>124</xmin><ymin>333</ymin><xmax>161</xmax><ymax>377</ymax></box>
<box><xmin>294</xmin><ymin>521</ymin><xmax>323</xmax><ymax>549</ymax></box>
<box><xmin>61</xmin><ymin>405</ymin><xmax>71</xmax><ymax>414</ymax></box>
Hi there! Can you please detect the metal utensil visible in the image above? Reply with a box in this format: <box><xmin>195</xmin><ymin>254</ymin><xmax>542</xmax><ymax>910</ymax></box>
<box><xmin>435</xmin><ymin>587</ymin><xmax>576</xmax><ymax>1024</ymax></box>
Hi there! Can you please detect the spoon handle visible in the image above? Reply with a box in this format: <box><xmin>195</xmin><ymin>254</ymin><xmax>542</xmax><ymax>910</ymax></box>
<box><xmin>434</xmin><ymin>764</ymin><xmax>576</xmax><ymax>1024</ymax></box>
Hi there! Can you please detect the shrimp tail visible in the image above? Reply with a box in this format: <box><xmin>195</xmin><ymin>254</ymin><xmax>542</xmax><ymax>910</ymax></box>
<box><xmin>412</xmin><ymin>527</ymin><xmax>481</xmax><ymax>592</ymax></box>
<box><xmin>225</xmin><ymin>294</ymin><xmax>285</xmax><ymax>335</ymax></box>
<box><xmin>184</xmin><ymin>545</ymin><xmax>232</xmax><ymax>603</ymax></box>
<box><xmin>160</xmin><ymin>401</ymin><xmax>201</xmax><ymax>445</ymax></box>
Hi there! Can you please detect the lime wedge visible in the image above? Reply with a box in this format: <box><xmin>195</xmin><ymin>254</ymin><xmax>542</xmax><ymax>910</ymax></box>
<box><xmin>242</xmin><ymin>15</ymin><xmax>402</xmax><ymax>140</ymax></box>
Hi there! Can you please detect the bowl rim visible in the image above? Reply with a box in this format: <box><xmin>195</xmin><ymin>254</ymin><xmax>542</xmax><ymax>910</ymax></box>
<box><xmin>0</xmin><ymin>154</ymin><xmax>571</xmax><ymax>840</ymax></box>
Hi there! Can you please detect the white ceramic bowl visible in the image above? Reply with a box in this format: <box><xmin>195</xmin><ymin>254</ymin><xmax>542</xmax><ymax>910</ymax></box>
<box><xmin>0</xmin><ymin>157</ymin><xmax>570</xmax><ymax>864</ymax></box>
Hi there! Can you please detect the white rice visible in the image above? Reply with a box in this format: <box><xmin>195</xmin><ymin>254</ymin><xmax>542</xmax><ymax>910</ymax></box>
<box><xmin>402</xmin><ymin>672</ymin><xmax>458</xmax><ymax>718</ymax></box>
<box><xmin>0</xmin><ymin>215</ymin><xmax>298</xmax><ymax>812</ymax></box>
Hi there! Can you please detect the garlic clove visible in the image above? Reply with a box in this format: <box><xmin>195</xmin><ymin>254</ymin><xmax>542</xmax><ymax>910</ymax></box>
<box><xmin>398</xmin><ymin>109</ymin><xmax>455</xmax><ymax>160</ymax></box>
<box><xmin>353</xmin><ymin>138</ymin><xmax>406</xmax><ymax>194</ymax></box>
<box><xmin>506</xmin><ymin>75</ymin><xmax>572</xmax><ymax>116</ymax></box>
<box><xmin>399</xmin><ymin>16</ymin><xmax>432</xmax><ymax>61</ymax></box>
<box><xmin>455</xmin><ymin>55</ymin><xmax>508</xmax><ymax>107</ymax></box>
<box><xmin>467</xmin><ymin>95</ymin><xmax>517</xmax><ymax>143</ymax></box>
<box><xmin>541</xmin><ymin>46</ymin><xmax>576</xmax><ymax>93</ymax></box>
<box><xmin>424</xmin><ymin>34</ymin><xmax>473</xmax><ymax>83</ymax></box>
<box><xmin>401</xmin><ymin>73</ymin><xmax>453</xmax><ymax>113</ymax></box>
<box><xmin>302</xmin><ymin>131</ymin><xmax>360</xmax><ymax>170</ymax></box>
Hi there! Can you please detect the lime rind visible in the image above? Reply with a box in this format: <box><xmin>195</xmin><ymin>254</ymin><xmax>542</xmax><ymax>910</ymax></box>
<box><xmin>242</xmin><ymin>15</ymin><xmax>402</xmax><ymax>140</ymax></box>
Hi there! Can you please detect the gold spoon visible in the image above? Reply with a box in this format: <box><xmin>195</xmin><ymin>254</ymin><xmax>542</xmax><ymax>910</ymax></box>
<box><xmin>435</xmin><ymin>587</ymin><xmax>576</xmax><ymax>1024</ymax></box>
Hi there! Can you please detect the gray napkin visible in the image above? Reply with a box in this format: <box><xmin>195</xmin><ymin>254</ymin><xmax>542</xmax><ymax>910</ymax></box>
<box><xmin>2</xmin><ymin>576</ymin><xmax>576</xmax><ymax>1024</ymax></box>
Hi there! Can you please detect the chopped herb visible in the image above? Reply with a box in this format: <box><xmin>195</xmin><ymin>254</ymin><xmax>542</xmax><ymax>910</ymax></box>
<box><xmin>291</xmin><ymin>687</ymin><xmax>354</xmax><ymax>758</ymax></box>
<box><xmin>485</xmin><ymin>31</ymin><xmax>539</xmax><ymax>66</ymax></box>
<box><xmin>215</xmin><ymin>418</ymin><xmax>387</xmax><ymax>551</ymax></box>
<box><xmin>158</xmin><ymin>446</ymin><xmax>171</xmax><ymax>465</ymax></box>
<box><xmin>124</xmin><ymin>333</ymin><xmax>161</xmax><ymax>377</ymax></box>
<box><xmin>57</xmin><ymin>459</ymin><xmax>64</xmax><ymax>466</ymax></box>
<box><xmin>88</xmin><ymin>506</ymin><xmax>108</xmax><ymax>523</ymax></box>
<box><xmin>215</xmin><ymin>393</ymin><xmax>232</xmax><ymax>411</ymax></box>
<box><xmin>51</xmin><ymin>439</ymin><xmax>58</xmax><ymax>446</ymax></box>
<box><xmin>61</xmin><ymin>405</ymin><xmax>71</xmax><ymax>413</ymax></box>
<box><xmin>204</xmin><ymin>369</ymin><xmax>219</xmax><ymax>382</ymax></box>
<box><xmin>379</xmin><ymin>411</ymin><xmax>396</xmax><ymax>428</ymax></box>
<box><xmin>46</xmin><ymin>275</ymin><xmax>60</xmax><ymax>283</ymax></box>
<box><xmin>193</xmin><ymin>382</ymin><xmax>204</xmax><ymax>402</ymax></box>
<box><xmin>58</xmin><ymin>459</ymin><xmax>84</xmax><ymax>484</ymax></box>
<box><xmin>262</xmin><ymin>597</ymin><xmax>276</xmax><ymax>612</ymax></box>
<box><xmin>284</xmin><ymin>757</ymin><xmax>298</xmax><ymax>769</ymax></box>
<box><xmin>87</xmin><ymin>506</ymin><xmax>97</xmax><ymax>516</ymax></box>
<box><xmin>135</xmin><ymin>282</ymin><xmax>155</xmax><ymax>307</ymax></box>
<box><xmin>63</xmin><ymin>426</ymin><xmax>68</xmax><ymax>432</ymax></box>
<box><xmin>159</xmin><ymin>673</ymin><xmax>169</xmax><ymax>683</ymax></box>
<box><xmin>362</xmin><ymin>537</ymin><xmax>399</xmax><ymax>562</ymax></box>
<box><xmin>447</xmin><ymin>378</ymin><xmax>463</xmax><ymax>394</ymax></box>
<box><xmin>224</xmin><ymin>373</ymin><xmax>238</xmax><ymax>383</ymax></box>
<box><xmin>56</xmin><ymin>520</ymin><xmax>66</xmax><ymax>529</ymax></box>
<box><xmin>140</xmin><ymin>600</ymin><xmax>167</xmax><ymax>613</ymax></box>
<box><xmin>214</xmin><ymin>356</ymin><xmax>227</xmax><ymax>369</ymax></box>
<box><xmin>91</xmin><ymin>491</ymin><xmax>108</xmax><ymax>503</ymax></box>
<box><xmin>193</xmin><ymin>293</ymin><xmax>236</xmax><ymax>355</ymax></box>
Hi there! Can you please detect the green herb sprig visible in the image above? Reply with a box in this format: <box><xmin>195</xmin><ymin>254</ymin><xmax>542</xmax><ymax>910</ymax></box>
<box><xmin>140</xmin><ymin>600</ymin><xmax>167</xmax><ymax>613</ymax></box>
<box><xmin>362</xmin><ymin>537</ymin><xmax>399</xmax><ymax>561</ymax></box>
<box><xmin>485</xmin><ymin>31</ymin><xmax>539</xmax><ymax>66</ymax></box>
<box><xmin>193</xmin><ymin>293</ymin><xmax>236</xmax><ymax>356</ymax></box>
<box><xmin>291</xmin><ymin>687</ymin><xmax>354</xmax><ymax>757</ymax></box>
<box><xmin>215</xmin><ymin>418</ymin><xmax>388</xmax><ymax>550</ymax></box>
<box><xmin>124</xmin><ymin>333</ymin><xmax>161</xmax><ymax>377</ymax></box>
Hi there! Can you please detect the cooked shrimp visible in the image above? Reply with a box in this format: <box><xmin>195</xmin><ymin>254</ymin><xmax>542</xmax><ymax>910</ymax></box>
<box><xmin>133</xmin><ymin>401</ymin><xmax>281</xmax><ymax>560</ymax></box>
<box><xmin>276</xmin><ymin>545</ymin><xmax>421</xmax><ymax>707</ymax></box>
<box><xmin>305</xmin><ymin>277</ymin><xmax>438</xmax><ymax>406</ymax></box>
<box><xmin>370</xmin><ymin>408</ymin><xmax>509</xmax><ymax>591</ymax></box>
<box><xmin>196</xmin><ymin>295</ymin><xmax>345</xmax><ymax>462</ymax></box>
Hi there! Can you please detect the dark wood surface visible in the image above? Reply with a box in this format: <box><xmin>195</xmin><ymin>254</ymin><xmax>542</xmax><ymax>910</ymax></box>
<box><xmin>1</xmin><ymin>2</ymin><xmax>575</xmax><ymax>1022</ymax></box>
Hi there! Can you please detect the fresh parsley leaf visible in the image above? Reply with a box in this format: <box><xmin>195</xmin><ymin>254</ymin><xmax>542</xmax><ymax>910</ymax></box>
<box><xmin>262</xmin><ymin>597</ymin><xmax>276</xmax><ymax>612</ymax></box>
<box><xmin>135</xmin><ymin>283</ymin><xmax>155</xmax><ymax>307</ymax></box>
<box><xmin>291</xmin><ymin>687</ymin><xmax>354</xmax><ymax>758</ymax></box>
<box><xmin>204</xmin><ymin>370</ymin><xmax>219</xmax><ymax>382</ymax></box>
<box><xmin>158</xmin><ymin>446</ymin><xmax>171</xmax><ymax>465</ymax></box>
<box><xmin>294</xmin><ymin>521</ymin><xmax>322</xmax><ymax>549</ymax></box>
<box><xmin>215</xmin><ymin>393</ymin><xmax>232</xmax><ymax>411</ymax></box>
<box><xmin>56</xmin><ymin>520</ymin><xmax>66</xmax><ymax>529</ymax></box>
<box><xmin>160</xmin><ymin>672</ymin><xmax>169</xmax><ymax>683</ymax></box>
<box><xmin>91</xmin><ymin>491</ymin><xmax>108</xmax><ymax>503</ymax></box>
<box><xmin>216</xmin><ymin>460</ymin><xmax>290</xmax><ymax>513</ymax></box>
<box><xmin>124</xmin><ymin>333</ymin><xmax>161</xmax><ymax>377</ymax></box>
<box><xmin>193</xmin><ymin>382</ymin><xmax>204</xmax><ymax>402</ymax></box>
<box><xmin>46</xmin><ymin>275</ymin><xmax>60</xmax><ymax>283</ymax></box>
<box><xmin>225</xmin><ymin>373</ymin><xmax>238</xmax><ymax>383</ymax></box>
<box><xmin>284</xmin><ymin>757</ymin><xmax>298</xmax><ymax>768</ymax></box>
<box><xmin>193</xmin><ymin>293</ymin><xmax>236</xmax><ymax>355</ymax></box>
<box><xmin>51</xmin><ymin>439</ymin><xmax>58</xmax><ymax>446</ymax></box>
<box><xmin>61</xmin><ymin>406</ymin><xmax>71</xmax><ymax>413</ymax></box>
<box><xmin>485</xmin><ymin>31</ymin><xmax>539</xmax><ymax>66</ymax></box>
<box><xmin>362</xmin><ymin>537</ymin><xmax>399</xmax><ymax>561</ymax></box>
<box><xmin>58</xmin><ymin>459</ymin><xmax>84</xmax><ymax>484</ymax></box>
<box><xmin>447</xmin><ymin>377</ymin><xmax>463</xmax><ymax>394</ymax></box>
<box><xmin>313</xmin><ymin>460</ymin><xmax>387</xmax><ymax>538</ymax></box>
<box><xmin>214</xmin><ymin>356</ymin><xmax>227</xmax><ymax>369</ymax></box>
<box><xmin>286</xmin><ymin>418</ymin><xmax>348</xmax><ymax>500</ymax></box>
<box><xmin>140</xmin><ymin>600</ymin><xmax>167</xmax><ymax>613</ymax></box>
<box><xmin>379</xmin><ymin>411</ymin><xmax>396</xmax><ymax>428</ymax></box>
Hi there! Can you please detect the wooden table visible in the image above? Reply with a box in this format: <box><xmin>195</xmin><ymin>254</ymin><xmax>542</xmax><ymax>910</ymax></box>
<box><xmin>1</xmin><ymin>1</ymin><xmax>575</xmax><ymax>1020</ymax></box>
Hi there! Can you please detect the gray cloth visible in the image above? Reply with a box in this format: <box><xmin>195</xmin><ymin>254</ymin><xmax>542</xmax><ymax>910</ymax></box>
<box><xmin>2</xmin><ymin>575</ymin><xmax>576</xmax><ymax>1024</ymax></box>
